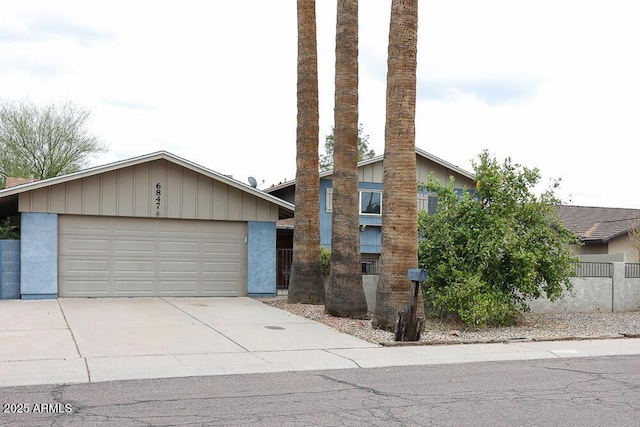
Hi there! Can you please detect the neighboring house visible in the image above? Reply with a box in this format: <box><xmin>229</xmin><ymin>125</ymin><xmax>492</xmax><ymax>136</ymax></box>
<box><xmin>0</xmin><ymin>151</ymin><xmax>293</xmax><ymax>299</ymax></box>
<box><xmin>265</xmin><ymin>146</ymin><xmax>476</xmax><ymax>281</ymax></box>
<box><xmin>556</xmin><ymin>205</ymin><xmax>640</xmax><ymax>263</ymax></box>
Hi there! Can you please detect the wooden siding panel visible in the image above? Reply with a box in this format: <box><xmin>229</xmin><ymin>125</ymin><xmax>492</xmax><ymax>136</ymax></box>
<box><xmin>372</xmin><ymin>162</ymin><xmax>383</xmax><ymax>182</ymax></box>
<box><xmin>255</xmin><ymin>198</ymin><xmax>272</xmax><ymax>221</ymax></box>
<box><xmin>11</xmin><ymin>158</ymin><xmax>285</xmax><ymax>222</ymax></box>
<box><xmin>66</xmin><ymin>180</ymin><xmax>83</xmax><ymax>214</ymax></box>
<box><xmin>241</xmin><ymin>192</ymin><xmax>257</xmax><ymax>221</ymax></box>
<box><xmin>358</xmin><ymin>163</ymin><xmax>383</xmax><ymax>183</ymax></box>
<box><xmin>357</xmin><ymin>165</ymin><xmax>368</xmax><ymax>182</ymax></box>
<box><xmin>82</xmin><ymin>175</ymin><xmax>101</xmax><ymax>215</ymax></box>
<box><xmin>417</xmin><ymin>158</ymin><xmax>448</xmax><ymax>183</ymax></box>
<box><xmin>416</xmin><ymin>157</ymin><xmax>475</xmax><ymax>189</ymax></box>
<box><xmin>212</xmin><ymin>180</ymin><xmax>228</xmax><ymax>220</ymax></box>
<box><xmin>166</xmin><ymin>162</ymin><xmax>182</xmax><ymax>218</ymax></box>
<box><xmin>29</xmin><ymin>187</ymin><xmax>49</xmax><ymax>212</ymax></box>
<box><xmin>197</xmin><ymin>176</ymin><xmax>213</xmax><ymax>219</ymax></box>
<box><xmin>181</xmin><ymin>168</ymin><xmax>198</xmax><ymax>218</ymax></box>
<box><xmin>226</xmin><ymin>187</ymin><xmax>242</xmax><ymax>220</ymax></box>
<box><xmin>133</xmin><ymin>163</ymin><xmax>151</xmax><ymax>217</ymax></box>
<box><xmin>49</xmin><ymin>184</ymin><xmax>67</xmax><ymax>213</ymax></box>
<box><xmin>117</xmin><ymin>167</ymin><xmax>134</xmax><ymax>216</ymax></box>
<box><xmin>18</xmin><ymin>193</ymin><xmax>30</xmax><ymax>212</ymax></box>
<box><xmin>101</xmin><ymin>171</ymin><xmax>118</xmax><ymax>216</ymax></box>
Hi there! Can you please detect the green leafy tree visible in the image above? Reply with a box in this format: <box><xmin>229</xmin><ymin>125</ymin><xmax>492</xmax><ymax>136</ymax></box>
<box><xmin>0</xmin><ymin>100</ymin><xmax>106</xmax><ymax>188</ymax></box>
<box><xmin>319</xmin><ymin>124</ymin><xmax>375</xmax><ymax>171</ymax></box>
<box><xmin>418</xmin><ymin>151</ymin><xmax>580</xmax><ymax>327</ymax></box>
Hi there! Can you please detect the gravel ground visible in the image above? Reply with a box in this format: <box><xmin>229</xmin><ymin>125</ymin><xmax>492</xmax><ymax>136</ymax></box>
<box><xmin>260</xmin><ymin>298</ymin><xmax>640</xmax><ymax>345</ymax></box>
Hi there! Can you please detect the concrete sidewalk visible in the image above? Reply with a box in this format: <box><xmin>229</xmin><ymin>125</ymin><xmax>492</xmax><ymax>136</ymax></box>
<box><xmin>1</xmin><ymin>297</ymin><xmax>639</xmax><ymax>388</ymax></box>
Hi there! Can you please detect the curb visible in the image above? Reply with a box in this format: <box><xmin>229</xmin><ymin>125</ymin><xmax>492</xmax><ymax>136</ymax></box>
<box><xmin>380</xmin><ymin>333</ymin><xmax>637</xmax><ymax>347</ymax></box>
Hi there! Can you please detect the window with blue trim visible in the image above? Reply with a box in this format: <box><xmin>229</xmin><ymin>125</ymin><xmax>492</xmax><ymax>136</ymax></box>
<box><xmin>360</xmin><ymin>191</ymin><xmax>382</xmax><ymax>215</ymax></box>
<box><xmin>418</xmin><ymin>193</ymin><xmax>438</xmax><ymax>215</ymax></box>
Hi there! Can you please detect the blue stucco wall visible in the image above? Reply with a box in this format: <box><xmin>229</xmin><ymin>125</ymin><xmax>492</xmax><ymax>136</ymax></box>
<box><xmin>0</xmin><ymin>240</ymin><xmax>20</xmax><ymax>299</ymax></box>
<box><xmin>247</xmin><ymin>221</ymin><xmax>276</xmax><ymax>296</ymax></box>
<box><xmin>20</xmin><ymin>213</ymin><xmax>58</xmax><ymax>299</ymax></box>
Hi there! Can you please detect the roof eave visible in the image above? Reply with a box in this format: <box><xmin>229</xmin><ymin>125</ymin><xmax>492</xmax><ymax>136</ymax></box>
<box><xmin>263</xmin><ymin>147</ymin><xmax>475</xmax><ymax>193</ymax></box>
<box><xmin>0</xmin><ymin>151</ymin><xmax>295</xmax><ymax>214</ymax></box>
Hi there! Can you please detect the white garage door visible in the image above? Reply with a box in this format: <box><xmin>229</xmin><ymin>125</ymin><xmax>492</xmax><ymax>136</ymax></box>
<box><xmin>58</xmin><ymin>215</ymin><xmax>247</xmax><ymax>297</ymax></box>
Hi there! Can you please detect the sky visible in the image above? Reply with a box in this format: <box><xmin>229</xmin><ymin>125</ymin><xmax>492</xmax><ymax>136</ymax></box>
<box><xmin>1</xmin><ymin>1</ymin><xmax>639</xmax><ymax>208</ymax></box>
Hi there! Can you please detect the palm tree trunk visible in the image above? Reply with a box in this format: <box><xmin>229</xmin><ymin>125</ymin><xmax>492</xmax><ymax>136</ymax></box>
<box><xmin>325</xmin><ymin>0</ymin><xmax>368</xmax><ymax>318</ymax></box>
<box><xmin>372</xmin><ymin>0</ymin><xmax>419</xmax><ymax>330</ymax></box>
<box><xmin>289</xmin><ymin>0</ymin><xmax>325</xmax><ymax>304</ymax></box>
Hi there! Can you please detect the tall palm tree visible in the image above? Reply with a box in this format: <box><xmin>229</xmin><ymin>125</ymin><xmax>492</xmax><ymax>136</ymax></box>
<box><xmin>372</xmin><ymin>0</ymin><xmax>419</xmax><ymax>330</ymax></box>
<box><xmin>289</xmin><ymin>0</ymin><xmax>324</xmax><ymax>304</ymax></box>
<box><xmin>325</xmin><ymin>0</ymin><xmax>368</xmax><ymax>318</ymax></box>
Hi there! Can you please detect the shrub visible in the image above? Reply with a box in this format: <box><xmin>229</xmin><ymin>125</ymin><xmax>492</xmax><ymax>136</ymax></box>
<box><xmin>0</xmin><ymin>218</ymin><xmax>19</xmax><ymax>240</ymax></box>
<box><xmin>418</xmin><ymin>151</ymin><xmax>580</xmax><ymax>327</ymax></box>
<box><xmin>320</xmin><ymin>247</ymin><xmax>331</xmax><ymax>275</ymax></box>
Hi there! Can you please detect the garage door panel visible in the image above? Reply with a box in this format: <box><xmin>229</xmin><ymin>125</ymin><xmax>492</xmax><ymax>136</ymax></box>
<box><xmin>59</xmin><ymin>216</ymin><xmax>247</xmax><ymax>297</ymax></box>
<box><xmin>159</xmin><ymin>260</ymin><xmax>199</xmax><ymax>273</ymax></box>
<box><xmin>201</xmin><ymin>231</ymin><xmax>244</xmax><ymax>241</ymax></box>
<box><xmin>65</xmin><ymin>259</ymin><xmax>109</xmax><ymax>274</ymax></box>
<box><xmin>158</xmin><ymin>241</ymin><xmax>199</xmax><ymax>256</ymax></box>
<box><xmin>203</xmin><ymin>261</ymin><xmax>241</xmax><ymax>273</ymax></box>
<box><xmin>158</xmin><ymin>280</ymin><xmax>199</xmax><ymax>294</ymax></box>
<box><xmin>203</xmin><ymin>242</ymin><xmax>241</xmax><ymax>256</ymax></box>
<box><xmin>61</xmin><ymin>217</ymin><xmax>111</xmax><ymax>234</ymax></box>
<box><xmin>202</xmin><ymin>280</ymin><xmax>240</xmax><ymax>295</ymax></box>
<box><xmin>114</xmin><ymin>239</ymin><xmax>156</xmax><ymax>254</ymax></box>
<box><xmin>60</xmin><ymin>238</ymin><xmax>110</xmax><ymax>254</ymax></box>
<box><xmin>114</xmin><ymin>260</ymin><xmax>156</xmax><ymax>273</ymax></box>
<box><xmin>64</xmin><ymin>279</ymin><xmax>110</xmax><ymax>296</ymax></box>
<box><xmin>113</xmin><ymin>280</ymin><xmax>156</xmax><ymax>295</ymax></box>
<box><xmin>113</xmin><ymin>220</ymin><xmax>155</xmax><ymax>233</ymax></box>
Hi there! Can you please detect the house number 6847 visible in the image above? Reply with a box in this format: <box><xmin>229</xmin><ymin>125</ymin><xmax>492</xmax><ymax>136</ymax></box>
<box><xmin>155</xmin><ymin>183</ymin><xmax>161</xmax><ymax>209</ymax></box>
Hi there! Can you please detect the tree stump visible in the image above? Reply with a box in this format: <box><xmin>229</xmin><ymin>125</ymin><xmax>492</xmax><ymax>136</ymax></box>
<box><xmin>394</xmin><ymin>269</ymin><xmax>427</xmax><ymax>342</ymax></box>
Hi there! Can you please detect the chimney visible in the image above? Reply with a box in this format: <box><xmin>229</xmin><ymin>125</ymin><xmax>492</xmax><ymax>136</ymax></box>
<box><xmin>5</xmin><ymin>177</ymin><xmax>36</xmax><ymax>188</ymax></box>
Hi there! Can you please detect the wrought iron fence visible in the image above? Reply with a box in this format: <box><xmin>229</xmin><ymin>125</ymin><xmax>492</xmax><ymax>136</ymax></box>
<box><xmin>573</xmin><ymin>262</ymin><xmax>612</xmax><ymax>278</ymax></box>
<box><xmin>276</xmin><ymin>249</ymin><xmax>292</xmax><ymax>296</ymax></box>
<box><xmin>361</xmin><ymin>256</ymin><xmax>380</xmax><ymax>275</ymax></box>
<box><xmin>625</xmin><ymin>263</ymin><xmax>640</xmax><ymax>278</ymax></box>
<box><xmin>276</xmin><ymin>259</ymin><xmax>629</xmax><ymax>296</ymax></box>
<box><xmin>276</xmin><ymin>251</ymin><xmax>380</xmax><ymax>295</ymax></box>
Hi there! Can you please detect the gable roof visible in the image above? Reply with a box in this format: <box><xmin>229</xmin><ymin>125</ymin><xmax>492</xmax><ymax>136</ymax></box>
<box><xmin>265</xmin><ymin>146</ymin><xmax>475</xmax><ymax>192</ymax></box>
<box><xmin>0</xmin><ymin>151</ymin><xmax>294</xmax><ymax>217</ymax></box>
<box><xmin>556</xmin><ymin>205</ymin><xmax>640</xmax><ymax>243</ymax></box>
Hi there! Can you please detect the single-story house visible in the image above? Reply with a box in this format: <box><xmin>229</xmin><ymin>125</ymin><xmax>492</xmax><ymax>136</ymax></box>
<box><xmin>0</xmin><ymin>151</ymin><xmax>293</xmax><ymax>299</ymax></box>
<box><xmin>556</xmin><ymin>205</ymin><xmax>640</xmax><ymax>263</ymax></box>
<box><xmin>265</xmin><ymin>146</ymin><xmax>476</xmax><ymax>281</ymax></box>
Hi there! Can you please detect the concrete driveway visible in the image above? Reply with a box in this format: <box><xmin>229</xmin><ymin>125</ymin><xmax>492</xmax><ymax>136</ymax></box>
<box><xmin>2</xmin><ymin>297</ymin><xmax>639</xmax><ymax>388</ymax></box>
<box><xmin>0</xmin><ymin>297</ymin><xmax>377</xmax><ymax>387</ymax></box>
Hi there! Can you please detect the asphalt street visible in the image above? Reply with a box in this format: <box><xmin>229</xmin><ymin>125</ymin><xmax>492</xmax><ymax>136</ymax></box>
<box><xmin>1</xmin><ymin>355</ymin><xmax>639</xmax><ymax>426</ymax></box>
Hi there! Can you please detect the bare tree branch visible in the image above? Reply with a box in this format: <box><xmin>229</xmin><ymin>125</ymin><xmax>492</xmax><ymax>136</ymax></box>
<box><xmin>0</xmin><ymin>100</ymin><xmax>107</xmax><ymax>185</ymax></box>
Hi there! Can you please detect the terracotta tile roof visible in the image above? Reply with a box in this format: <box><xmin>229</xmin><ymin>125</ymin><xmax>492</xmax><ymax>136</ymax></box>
<box><xmin>556</xmin><ymin>205</ymin><xmax>640</xmax><ymax>243</ymax></box>
<box><xmin>5</xmin><ymin>177</ymin><xmax>36</xmax><ymax>188</ymax></box>
<box><xmin>276</xmin><ymin>218</ymin><xmax>294</xmax><ymax>229</ymax></box>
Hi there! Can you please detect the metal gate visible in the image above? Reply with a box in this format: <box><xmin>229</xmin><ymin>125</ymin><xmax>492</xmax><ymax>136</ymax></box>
<box><xmin>276</xmin><ymin>248</ymin><xmax>292</xmax><ymax>295</ymax></box>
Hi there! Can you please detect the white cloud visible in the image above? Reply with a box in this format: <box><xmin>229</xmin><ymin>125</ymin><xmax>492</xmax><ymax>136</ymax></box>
<box><xmin>0</xmin><ymin>0</ymin><xmax>639</xmax><ymax>207</ymax></box>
